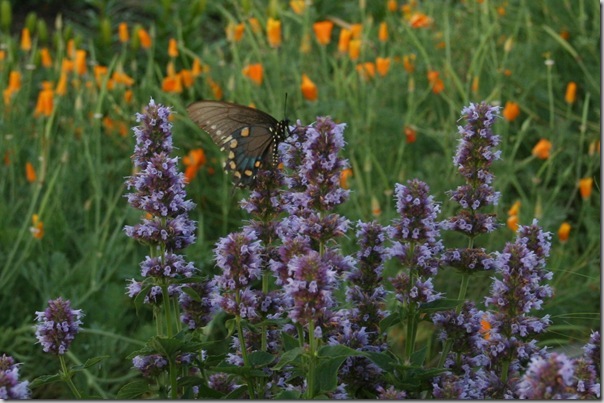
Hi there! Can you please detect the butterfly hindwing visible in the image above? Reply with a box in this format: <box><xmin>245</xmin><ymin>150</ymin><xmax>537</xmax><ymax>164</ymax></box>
<box><xmin>186</xmin><ymin>100</ymin><xmax>289</xmax><ymax>186</ymax></box>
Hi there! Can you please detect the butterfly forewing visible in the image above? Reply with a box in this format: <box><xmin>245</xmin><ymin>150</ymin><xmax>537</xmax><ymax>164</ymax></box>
<box><xmin>186</xmin><ymin>100</ymin><xmax>289</xmax><ymax>186</ymax></box>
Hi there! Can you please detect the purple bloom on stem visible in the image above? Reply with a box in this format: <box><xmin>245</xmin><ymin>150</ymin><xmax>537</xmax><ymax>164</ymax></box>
<box><xmin>34</xmin><ymin>297</ymin><xmax>84</xmax><ymax>355</ymax></box>
<box><xmin>132</xmin><ymin>354</ymin><xmax>168</xmax><ymax>378</ymax></box>
<box><xmin>516</xmin><ymin>353</ymin><xmax>578</xmax><ymax>399</ymax></box>
<box><xmin>179</xmin><ymin>281</ymin><xmax>216</xmax><ymax>329</ymax></box>
<box><xmin>0</xmin><ymin>354</ymin><xmax>30</xmax><ymax>399</ymax></box>
<box><xmin>376</xmin><ymin>385</ymin><xmax>407</xmax><ymax>399</ymax></box>
<box><xmin>132</xmin><ymin>98</ymin><xmax>174</xmax><ymax>167</ymax></box>
<box><xmin>583</xmin><ymin>330</ymin><xmax>600</xmax><ymax>377</ymax></box>
<box><xmin>443</xmin><ymin>102</ymin><xmax>502</xmax><ymax>236</ymax></box>
<box><xmin>140</xmin><ymin>252</ymin><xmax>195</xmax><ymax>278</ymax></box>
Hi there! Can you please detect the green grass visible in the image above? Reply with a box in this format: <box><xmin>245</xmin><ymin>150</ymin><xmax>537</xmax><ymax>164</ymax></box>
<box><xmin>0</xmin><ymin>0</ymin><xmax>599</xmax><ymax>398</ymax></box>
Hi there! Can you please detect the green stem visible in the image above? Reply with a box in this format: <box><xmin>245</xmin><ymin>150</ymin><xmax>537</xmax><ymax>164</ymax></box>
<box><xmin>59</xmin><ymin>355</ymin><xmax>81</xmax><ymax>399</ymax></box>
<box><xmin>405</xmin><ymin>302</ymin><xmax>417</xmax><ymax>363</ymax></box>
<box><xmin>235</xmin><ymin>313</ymin><xmax>256</xmax><ymax>398</ymax></box>
<box><xmin>169</xmin><ymin>358</ymin><xmax>178</xmax><ymax>399</ymax></box>
<box><xmin>306</xmin><ymin>319</ymin><xmax>316</xmax><ymax>399</ymax></box>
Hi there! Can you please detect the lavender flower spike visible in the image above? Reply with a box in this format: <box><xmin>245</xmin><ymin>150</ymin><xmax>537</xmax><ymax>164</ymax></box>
<box><xmin>0</xmin><ymin>354</ymin><xmax>30</xmax><ymax>399</ymax></box>
<box><xmin>35</xmin><ymin>297</ymin><xmax>84</xmax><ymax>355</ymax></box>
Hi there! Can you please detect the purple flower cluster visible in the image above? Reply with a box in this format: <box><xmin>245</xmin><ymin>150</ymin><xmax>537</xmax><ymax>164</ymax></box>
<box><xmin>124</xmin><ymin>98</ymin><xmax>196</xmax><ymax>251</ymax></box>
<box><xmin>443</xmin><ymin>102</ymin><xmax>501</xmax><ymax>236</ymax></box>
<box><xmin>0</xmin><ymin>354</ymin><xmax>30</xmax><ymax>399</ymax></box>
<box><xmin>132</xmin><ymin>354</ymin><xmax>168</xmax><ymax>378</ymax></box>
<box><xmin>34</xmin><ymin>297</ymin><xmax>84</xmax><ymax>355</ymax></box>
<box><xmin>179</xmin><ymin>281</ymin><xmax>215</xmax><ymax>330</ymax></box>
<box><xmin>387</xmin><ymin>180</ymin><xmax>443</xmax><ymax>306</ymax></box>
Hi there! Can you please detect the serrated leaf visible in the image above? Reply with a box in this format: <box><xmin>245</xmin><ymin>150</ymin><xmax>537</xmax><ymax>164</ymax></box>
<box><xmin>29</xmin><ymin>373</ymin><xmax>62</xmax><ymax>388</ymax></box>
<box><xmin>317</xmin><ymin>344</ymin><xmax>362</xmax><ymax>358</ymax></box>
<box><xmin>116</xmin><ymin>380</ymin><xmax>151</xmax><ymax>399</ymax></box>
<box><xmin>272</xmin><ymin>347</ymin><xmax>304</xmax><ymax>370</ymax></box>
<box><xmin>249</xmin><ymin>351</ymin><xmax>276</xmax><ymax>367</ymax></box>
<box><xmin>71</xmin><ymin>355</ymin><xmax>109</xmax><ymax>371</ymax></box>
<box><xmin>379</xmin><ymin>312</ymin><xmax>401</xmax><ymax>332</ymax></box>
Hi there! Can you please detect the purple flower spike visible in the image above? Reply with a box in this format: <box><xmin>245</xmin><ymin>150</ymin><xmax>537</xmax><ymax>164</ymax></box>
<box><xmin>34</xmin><ymin>297</ymin><xmax>84</xmax><ymax>355</ymax></box>
<box><xmin>0</xmin><ymin>354</ymin><xmax>30</xmax><ymax>399</ymax></box>
<box><xmin>517</xmin><ymin>353</ymin><xmax>578</xmax><ymax>399</ymax></box>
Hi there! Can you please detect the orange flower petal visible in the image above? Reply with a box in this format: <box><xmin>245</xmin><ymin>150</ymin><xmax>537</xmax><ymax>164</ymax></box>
<box><xmin>301</xmin><ymin>73</ymin><xmax>318</xmax><ymax>101</ymax></box>
<box><xmin>313</xmin><ymin>21</ymin><xmax>334</xmax><ymax>46</ymax></box>
<box><xmin>502</xmin><ymin>101</ymin><xmax>520</xmax><ymax>121</ymax></box>
<box><xmin>557</xmin><ymin>222</ymin><xmax>571</xmax><ymax>243</ymax></box>
<box><xmin>532</xmin><ymin>139</ymin><xmax>552</xmax><ymax>160</ymax></box>
<box><xmin>578</xmin><ymin>178</ymin><xmax>593</xmax><ymax>200</ymax></box>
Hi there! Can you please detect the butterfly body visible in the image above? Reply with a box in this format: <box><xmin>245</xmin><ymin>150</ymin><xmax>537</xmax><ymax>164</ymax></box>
<box><xmin>187</xmin><ymin>100</ymin><xmax>290</xmax><ymax>186</ymax></box>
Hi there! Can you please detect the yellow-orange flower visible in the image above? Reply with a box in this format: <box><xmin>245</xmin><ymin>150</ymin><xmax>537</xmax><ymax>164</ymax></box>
<box><xmin>387</xmin><ymin>0</ymin><xmax>398</xmax><ymax>12</ymax></box>
<box><xmin>507</xmin><ymin>200</ymin><xmax>521</xmax><ymax>216</ymax></box>
<box><xmin>502</xmin><ymin>101</ymin><xmax>520</xmax><ymax>121</ymax></box>
<box><xmin>471</xmin><ymin>76</ymin><xmax>479</xmax><ymax>94</ymax></box>
<box><xmin>557</xmin><ymin>222</ymin><xmax>571</xmax><ymax>243</ymax></box>
<box><xmin>409</xmin><ymin>12</ymin><xmax>433</xmax><ymax>28</ymax></box>
<box><xmin>94</xmin><ymin>65</ymin><xmax>108</xmax><ymax>87</ymax></box>
<box><xmin>180</xmin><ymin>69</ymin><xmax>194</xmax><ymax>88</ymax></box>
<box><xmin>507</xmin><ymin>214</ymin><xmax>519</xmax><ymax>232</ymax></box>
<box><xmin>338</xmin><ymin>29</ymin><xmax>352</xmax><ymax>53</ymax></box>
<box><xmin>378</xmin><ymin>21</ymin><xmax>388</xmax><ymax>42</ymax></box>
<box><xmin>226</xmin><ymin>22</ymin><xmax>245</xmax><ymax>42</ymax></box>
<box><xmin>138</xmin><ymin>27</ymin><xmax>152</xmax><ymax>49</ymax></box>
<box><xmin>376</xmin><ymin>57</ymin><xmax>390</xmax><ymax>76</ymax></box>
<box><xmin>124</xmin><ymin>89</ymin><xmax>133</xmax><ymax>103</ymax></box>
<box><xmin>565</xmin><ymin>81</ymin><xmax>577</xmax><ymax>104</ymax></box>
<box><xmin>404</xmin><ymin>126</ymin><xmax>416</xmax><ymax>143</ymax></box>
<box><xmin>26</xmin><ymin>161</ymin><xmax>36</xmax><ymax>182</ymax></box>
<box><xmin>267</xmin><ymin>18</ymin><xmax>282</xmax><ymax>48</ymax></box>
<box><xmin>207</xmin><ymin>77</ymin><xmax>223</xmax><ymax>100</ymax></box>
<box><xmin>340</xmin><ymin>168</ymin><xmax>353</xmax><ymax>189</ymax></box>
<box><xmin>34</xmin><ymin>88</ymin><xmax>54</xmax><ymax>117</ymax></box>
<box><xmin>532</xmin><ymin>139</ymin><xmax>552</xmax><ymax>160</ymax></box>
<box><xmin>61</xmin><ymin>58</ymin><xmax>74</xmax><ymax>73</ymax></box>
<box><xmin>242</xmin><ymin>63</ymin><xmax>263</xmax><ymax>85</ymax></box>
<box><xmin>350</xmin><ymin>24</ymin><xmax>363</xmax><ymax>39</ymax></box>
<box><xmin>192</xmin><ymin>58</ymin><xmax>204</xmax><ymax>76</ymax></box>
<box><xmin>7</xmin><ymin>70</ymin><xmax>21</xmax><ymax>92</ymax></box>
<box><xmin>30</xmin><ymin>214</ymin><xmax>44</xmax><ymax>239</ymax></box>
<box><xmin>40</xmin><ymin>48</ymin><xmax>53</xmax><ymax>68</ymax></box>
<box><xmin>112</xmin><ymin>71</ymin><xmax>135</xmax><ymax>86</ymax></box>
<box><xmin>56</xmin><ymin>72</ymin><xmax>68</xmax><ymax>96</ymax></box>
<box><xmin>162</xmin><ymin>74</ymin><xmax>182</xmax><ymax>93</ymax></box>
<box><xmin>118</xmin><ymin>22</ymin><xmax>129</xmax><ymax>43</ymax></box>
<box><xmin>183</xmin><ymin>148</ymin><xmax>207</xmax><ymax>183</ymax></box>
<box><xmin>313</xmin><ymin>21</ymin><xmax>333</xmax><ymax>46</ymax></box>
<box><xmin>427</xmin><ymin>70</ymin><xmax>444</xmax><ymax>94</ymax></box>
<box><xmin>588</xmin><ymin>140</ymin><xmax>600</xmax><ymax>156</ymax></box>
<box><xmin>371</xmin><ymin>195</ymin><xmax>381</xmax><ymax>217</ymax></box>
<box><xmin>168</xmin><ymin>38</ymin><xmax>178</xmax><ymax>57</ymax></box>
<box><xmin>300</xmin><ymin>73</ymin><xmax>318</xmax><ymax>101</ymax></box>
<box><xmin>348</xmin><ymin>39</ymin><xmax>361</xmax><ymax>60</ymax></box>
<box><xmin>75</xmin><ymin>49</ymin><xmax>87</xmax><ymax>75</ymax></box>
<box><xmin>578</xmin><ymin>178</ymin><xmax>593</xmax><ymax>200</ymax></box>
<box><xmin>20</xmin><ymin>28</ymin><xmax>31</xmax><ymax>51</ymax></box>
<box><xmin>403</xmin><ymin>54</ymin><xmax>416</xmax><ymax>73</ymax></box>
<box><xmin>356</xmin><ymin>62</ymin><xmax>375</xmax><ymax>80</ymax></box>
<box><xmin>290</xmin><ymin>0</ymin><xmax>306</xmax><ymax>14</ymax></box>
<box><xmin>248</xmin><ymin>17</ymin><xmax>262</xmax><ymax>34</ymax></box>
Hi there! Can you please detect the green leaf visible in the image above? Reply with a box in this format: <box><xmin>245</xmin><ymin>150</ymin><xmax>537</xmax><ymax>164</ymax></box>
<box><xmin>29</xmin><ymin>373</ymin><xmax>62</xmax><ymax>388</ymax></box>
<box><xmin>274</xmin><ymin>389</ymin><xmax>302</xmax><ymax>399</ymax></box>
<box><xmin>224</xmin><ymin>385</ymin><xmax>248</xmax><ymax>399</ymax></box>
<box><xmin>116</xmin><ymin>380</ymin><xmax>151</xmax><ymax>399</ymax></box>
<box><xmin>316</xmin><ymin>356</ymin><xmax>348</xmax><ymax>394</ymax></box>
<box><xmin>179</xmin><ymin>285</ymin><xmax>201</xmax><ymax>302</ymax></box>
<box><xmin>248</xmin><ymin>351</ymin><xmax>276</xmax><ymax>367</ymax></box>
<box><xmin>71</xmin><ymin>355</ymin><xmax>109</xmax><ymax>371</ymax></box>
<box><xmin>317</xmin><ymin>344</ymin><xmax>363</xmax><ymax>358</ymax></box>
<box><xmin>272</xmin><ymin>347</ymin><xmax>304</xmax><ymax>370</ymax></box>
<box><xmin>281</xmin><ymin>332</ymin><xmax>300</xmax><ymax>351</ymax></box>
<box><xmin>379</xmin><ymin>312</ymin><xmax>401</xmax><ymax>332</ymax></box>
<box><xmin>364</xmin><ymin>350</ymin><xmax>398</xmax><ymax>372</ymax></box>
<box><xmin>410</xmin><ymin>346</ymin><xmax>426</xmax><ymax>366</ymax></box>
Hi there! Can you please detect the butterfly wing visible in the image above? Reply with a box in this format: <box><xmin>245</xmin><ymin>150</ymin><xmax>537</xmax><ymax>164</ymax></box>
<box><xmin>187</xmin><ymin>101</ymin><xmax>285</xmax><ymax>186</ymax></box>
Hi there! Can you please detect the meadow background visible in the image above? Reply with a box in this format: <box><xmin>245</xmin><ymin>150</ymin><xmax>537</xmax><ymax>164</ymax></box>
<box><xmin>0</xmin><ymin>0</ymin><xmax>600</xmax><ymax>398</ymax></box>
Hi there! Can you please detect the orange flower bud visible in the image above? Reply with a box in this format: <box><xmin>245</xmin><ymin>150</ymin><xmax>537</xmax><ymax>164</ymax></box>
<box><xmin>20</xmin><ymin>28</ymin><xmax>31</xmax><ymax>51</ymax></box>
<box><xmin>371</xmin><ymin>195</ymin><xmax>381</xmax><ymax>217</ymax></box>
<box><xmin>138</xmin><ymin>27</ymin><xmax>152</xmax><ymax>49</ymax></box>
<box><xmin>207</xmin><ymin>77</ymin><xmax>223</xmax><ymax>100</ymax></box>
<box><xmin>506</xmin><ymin>215</ymin><xmax>519</xmax><ymax>232</ymax></box>
<box><xmin>427</xmin><ymin>70</ymin><xmax>444</xmax><ymax>94</ymax></box>
<box><xmin>350</xmin><ymin>24</ymin><xmax>363</xmax><ymax>39</ymax></box>
<box><xmin>168</xmin><ymin>38</ymin><xmax>178</xmax><ymax>57</ymax></box>
<box><xmin>356</xmin><ymin>62</ymin><xmax>375</xmax><ymax>80</ymax></box>
<box><xmin>340</xmin><ymin>168</ymin><xmax>353</xmax><ymax>189</ymax></box>
<box><xmin>300</xmin><ymin>73</ymin><xmax>318</xmax><ymax>101</ymax></box>
<box><xmin>348</xmin><ymin>39</ymin><xmax>361</xmax><ymax>60</ymax></box>
<box><xmin>313</xmin><ymin>21</ymin><xmax>333</xmax><ymax>46</ymax></box>
<box><xmin>376</xmin><ymin>57</ymin><xmax>390</xmax><ymax>76</ymax></box>
<box><xmin>532</xmin><ymin>139</ymin><xmax>552</xmax><ymax>160</ymax></box>
<box><xmin>507</xmin><ymin>200</ymin><xmax>521</xmax><ymax>216</ymax></box>
<box><xmin>378</xmin><ymin>21</ymin><xmax>388</xmax><ymax>42</ymax></box>
<box><xmin>34</xmin><ymin>88</ymin><xmax>54</xmax><ymax>117</ymax></box>
<box><xmin>557</xmin><ymin>222</ymin><xmax>571</xmax><ymax>243</ymax></box>
<box><xmin>502</xmin><ymin>101</ymin><xmax>520</xmax><ymax>121</ymax></box>
<box><xmin>402</xmin><ymin>54</ymin><xmax>415</xmax><ymax>73</ymax></box>
<box><xmin>578</xmin><ymin>178</ymin><xmax>593</xmax><ymax>200</ymax></box>
<box><xmin>564</xmin><ymin>81</ymin><xmax>577</xmax><ymax>104</ymax></box>
<box><xmin>26</xmin><ymin>161</ymin><xmax>36</xmax><ymax>182</ymax></box>
<box><xmin>40</xmin><ymin>48</ymin><xmax>53</xmax><ymax>68</ymax></box>
<box><xmin>74</xmin><ymin>49</ymin><xmax>87</xmax><ymax>75</ymax></box>
<box><xmin>118</xmin><ymin>22</ymin><xmax>129</xmax><ymax>43</ymax></box>
<box><xmin>290</xmin><ymin>0</ymin><xmax>306</xmax><ymax>14</ymax></box>
<box><xmin>409</xmin><ymin>12</ymin><xmax>432</xmax><ymax>28</ymax></box>
<box><xmin>31</xmin><ymin>214</ymin><xmax>44</xmax><ymax>239</ymax></box>
<box><xmin>404</xmin><ymin>126</ymin><xmax>416</xmax><ymax>143</ymax></box>
<box><xmin>387</xmin><ymin>0</ymin><xmax>398</xmax><ymax>12</ymax></box>
<box><xmin>56</xmin><ymin>72</ymin><xmax>68</xmax><ymax>96</ymax></box>
<box><xmin>338</xmin><ymin>29</ymin><xmax>352</xmax><ymax>53</ymax></box>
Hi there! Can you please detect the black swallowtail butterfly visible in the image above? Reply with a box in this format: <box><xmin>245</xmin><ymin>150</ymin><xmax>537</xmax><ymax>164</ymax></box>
<box><xmin>187</xmin><ymin>100</ymin><xmax>290</xmax><ymax>187</ymax></box>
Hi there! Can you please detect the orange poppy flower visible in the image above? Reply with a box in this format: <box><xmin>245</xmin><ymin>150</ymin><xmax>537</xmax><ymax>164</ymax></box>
<box><xmin>387</xmin><ymin>0</ymin><xmax>398</xmax><ymax>12</ymax></box>
<box><xmin>248</xmin><ymin>17</ymin><xmax>262</xmax><ymax>34</ymax></box>
<box><xmin>192</xmin><ymin>58</ymin><xmax>204</xmax><ymax>76</ymax></box>
<box><xmin>313</xmin><ymin>21</ymin><xmax>334</xmax><ymax>46</ymax></box>
<box><xmin>502</xmin><ymin>101</ymin><xmax>520</xmax><ymax>121</ymax></box>
<box><xmin>409</xmin><ymin>12</ymin><xmax>433</xmax><ymax>28</ymax></box>
<box><xmin>376</xmin><ymin>57</ymin><xmax>390</xmax><ymax>76</ymax></box>
<box><xmin>507</xmin><ymin>200</ymin><xmax>521</xmax><ymax>216</ymax></box>
<box><xmin>226</xmin><ymin>22</ymin><xmax>245</xmax><ymax>42</ymax></box>
<box><xmin>301</xmin><ymin>74</ymin><xmax>318</xmax><ymax>101</ymax></box>
<box><xmin>207</xmin><ymin>77</ymin><xmax>223</xmax><ymax>100</ymax></box>
<box><xmin>471</xmin><ymin>76</ymin><xmax>480</xmax><ymax>94</ymax></box>
<box><xmin>350</xmin><ymin>23</ymin><xmax>363</xmax><ymax>39</ymax></box>
<box><xmin>30</xmin><ymin>214</ymin><xmax>44</xmax><ymax>239</ymax></box>
<box><xmin>7</xmin><ymin>70</ymin><xmax>21</xmax><ymax>92</ymax></box>
<box><xmin>118</xmin><ymin>22</ymin><xmax>129</xmax><ymax>43</ymax></box>
<box><xmin>56</xmin><ymin>72</ymin><xmax>68</xmax><ymax>96</ymax></box>
<box><xmin>124</xmin><ymin>89</ymin><xmax>133</xmax><ymax>104</ymax></box>
<box><xmin>242</xmin><ymin>63</ymin><xmax>263</xmax><ymax>85</ymax></box>
<box><xmin>588</xmin><ymin>140</ymin><xmax>600</xmax><ymax>156</ymax></box>
<box><xmin>20</xmin><ymin>28</ymin><xmax>31</xmax><ymax>51</ymax></box>
<box><xmin>348</xmin><ymin>39</ymin><xmax>362</xmax><ymax>60</ymax></box>
<box><xmin>403</xmin><ymin>54</ymin><xmax>416</xmax><ymax>73</ymax></box>
<box><xmin>138</xmin><ymin>27</ymin><xmax>152</xmax><ymax>49</ymax></box>
<box><xmin>378</xmin><ymin>21</ymin><xmax>388</xmax><ymax>42</ymax></box>
<box><xmin>180</xmin><ymin>69</ymin><xmax>194</xmax><ymax>88</ymax></box>
<box><xmin>40</xmin><ymin>48</ymin><xmax>53</xmax><ymax>68</ymax></box>
<box><xmin>338</xmin><ymin>29</ymin><xmax>352</xmax><ymax>53</ymax></box>
<box><xmin>340</xmin><ymin>168</ymin><xmax>353</xmax><ymax>189</ymax></box>
<box><xmin>557</xmin><ymin>222</ymin><xmax>571</xmax><ymax>243</ymax></box>
<box><xmin>26</xmin><ymin>162</ymin><xmax>37</xmax><ymax>182</ymax></box>
<box><xmin>532</xmin><ymin>139</ymin><xmax>552</xmax><ymax>160</ymax></box>
<box><xmin>168</xmin><ymin>38</ymin><xmax>178</xmax><ymax>57</ymax></box>
<box><xmin>183</xmin><ymin>148</ymin><xmax>207</xmax><ymax>183</ymax></box>
<box><xmin>565</xmin><ymin>81</ymin><xmax>577</xmax><ymax>104</ymax></box>
<box><xmin>34</xmin><ymin>88</ymin><xmax>54</xmax><ymax>117</ymax></box>
<box><xmin>578</xmin><ymin>178</ymin><xmax>593</xmax><ymax>200</ymax></box>
<box><xmin>267</xmin><ymin>18</ymin><xmax>282</xmax><ymax>48</ymax></box>
<box><xmin>506</xmin><ymin>215</ymin><xmax>519</xmax><ymax>232</ymax></box>
<box><xmin>290</xmin><ymin>0</ymin><xmax>306</xmax><ymax>14</ymax></box>
<box><xmin>356</xmin><ymin>62</ymin><xmax>375</xmax><ymax>80</ymax></box>
<box><xmin>75</xmin><ymin>50</ymin><xmax>87</xmax><ymax>75</ymax></box>
<box><xmin>427</xmin><ymin>70</ymin><xmax>444</xmax><ymax>94</ymax></box>
<box><xmin>112</xmin><ymin>71</ymin><xmax>135</xmax><ymax>86</ymax></box>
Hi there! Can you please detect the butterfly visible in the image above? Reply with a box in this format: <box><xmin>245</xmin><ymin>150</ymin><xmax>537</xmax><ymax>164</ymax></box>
<box><xmin>187</xmin><ymin>100</ymin><xmax>290</xmax><ymax>187</ymax></box>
